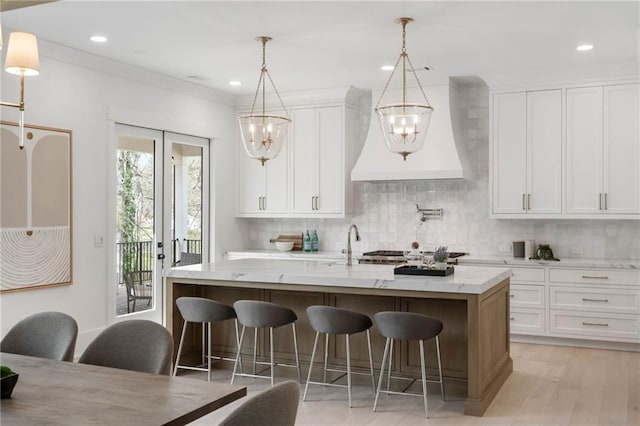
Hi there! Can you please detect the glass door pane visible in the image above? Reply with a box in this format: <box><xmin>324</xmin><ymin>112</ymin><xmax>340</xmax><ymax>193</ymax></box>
<box><xmin>165</xmin><ymin>132</ymin><xmax>209</xmax><ymax>268</ymax></box>
<box><xmin>115</xmin><ymin>125</ymin><xmax>163</xmax><ymax>319</ymax></box>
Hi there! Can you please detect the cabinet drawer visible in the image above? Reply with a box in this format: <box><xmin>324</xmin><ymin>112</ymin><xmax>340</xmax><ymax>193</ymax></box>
<box><xmin>510</xmin><ymin>267</ymin><xmax>545</xmax><ymax>283</ymax></box>
<box><xmin>510</xmin><ymin>308</ymin><xmax>545</xmax><ymax>335</ymax></box>
<box><xmin>550</xmin><ymin>286</ymin><xmax>640</xmax><ymax>314</ymax></box>
<box><xmin>510</xmin><ymin>284</ymin><xmax>545</xmax><ymax>309</ymax></box>
<box><xmin>549</xmin><ymin>268</ymin><xmax>639</xmax><ymax>286</ymax></box>
<box><xmin>550</xmin><ymin>310</ymin><xmax>640</xmax><ymax>340</ymax></box>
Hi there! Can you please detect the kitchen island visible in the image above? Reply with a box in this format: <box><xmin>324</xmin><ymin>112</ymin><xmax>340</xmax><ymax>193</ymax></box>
<box><xmin>165</xmin><ymin>260</ymin><xmax>512</xmax><ymax>416</ymax></box>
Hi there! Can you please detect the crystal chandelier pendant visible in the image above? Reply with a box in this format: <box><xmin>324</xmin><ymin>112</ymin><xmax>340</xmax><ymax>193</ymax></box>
<box><xmin>375</xmin><ymin>18</ymin><xmax>433</xmax><ymax>161</ymax></box>
<box><xmin>238</xmin><ymin>36</ymin><xmax>291</xmax><ymax>166</ymax></box>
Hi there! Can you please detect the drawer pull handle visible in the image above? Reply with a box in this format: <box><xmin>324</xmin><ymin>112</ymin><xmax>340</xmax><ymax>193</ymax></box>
<box><xmin>582</xmin><ymin>298</ymin><xmax>608</xmax><ymax>303</ymax></box>
<box><xmin>582</xmin><ymin>322</ymin><xmax>609</xmax><ymax>327</ymax></box>
<box><xmin>581</xmin><ymin>275</ymin><xmax>608</xmax><ymax>280</ymax></box>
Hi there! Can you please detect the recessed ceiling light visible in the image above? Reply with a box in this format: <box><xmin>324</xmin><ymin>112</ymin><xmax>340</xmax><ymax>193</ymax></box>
<box><xmin>576</xmin><ymin>44</ymin><xmax>593</xmax><ymax>51</ymax></box>
<box><xmin>380</xmin><ymin>65</ymin><xmax>394</xmax><ymax>71</ymax></box>
<box><xmin>90</xmin><ymin>35</ymin><xmax>108</xmax><ymax>43</ymax></box>
<box><xmin>229</xmin><ymin>81</ymin><xmax>242</xmax><ymax>86</ymax></box>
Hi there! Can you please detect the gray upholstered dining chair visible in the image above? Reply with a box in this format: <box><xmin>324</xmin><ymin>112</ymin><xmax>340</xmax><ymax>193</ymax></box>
<box><xmin>78</xmin><ymin>320</ymin><xmax>173</xmax><ymax>375</ymax></box>
<box><xmin>218</xmin><ymin>380</ymin><xmax>300</xmax><ymax>426</ymax></box>
<box><xmin>0</xmin><ymin>311</ymin><xmax>78</xmax><ymax>362</ymax></box>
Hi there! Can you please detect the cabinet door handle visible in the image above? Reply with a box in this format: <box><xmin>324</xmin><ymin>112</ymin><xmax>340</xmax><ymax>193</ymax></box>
<box><xmin>582</xmin><ymin>322</ymin><xmax>608</xmax><ymax>327</ymax></box>
<box><xmin>315</xmin><ymin>196</ymin><xmax>319</xmax><ymax>211</ymax></box>
<box><xmin>581</xmin><ymin>275</ymin><xmax>608</xmax><ymax>280</ymax></box>
<box><xmin>599</xmin><ymin>193</ymin><xmax>602</xmax><ymax>210</ymax></box>
<box><xmin>582</xmin><ymin>298</ymin><xmax>608</xmax><ymax>302</ymax></box>
<box><xmin>311</xmin><ymin>197</ymin><xmax>315</xmax><ymax>210</ymax></box>
<box><xmin>527</xmin><ymin>194</ymin><xmax>531</xmax><ymax>210</ymax></box>
<box><xmin>522</xmin><ymin>194</ymin><xmax>526</xmax><ymax>210</ymax></box>
<box><xmin>263</xmin><ymin>196</ymin><xmax>266</xmax><ymax>211</ymax></box>
<box><xmin>604</xmin><ymin>193</ymin><xmax>608</xmax><ymax>210</ymax></box>
<box><xmin>259</xmin><ymin>197</ymin><xmax>262</xmax><ymax>210</ymax></box>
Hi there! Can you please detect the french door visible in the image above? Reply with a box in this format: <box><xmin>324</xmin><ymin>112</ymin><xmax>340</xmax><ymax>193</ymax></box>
<box><xmin>113</xmin><ymin>124</ymin><xmax>209</xmax><ymax>322</ymax></box>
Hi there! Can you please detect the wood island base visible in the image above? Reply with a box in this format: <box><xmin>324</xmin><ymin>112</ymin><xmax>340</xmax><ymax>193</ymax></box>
<box><xmin>165</xmin><ymin>276</ymin><xmax>512</xmax><ymax>416</ymax></box>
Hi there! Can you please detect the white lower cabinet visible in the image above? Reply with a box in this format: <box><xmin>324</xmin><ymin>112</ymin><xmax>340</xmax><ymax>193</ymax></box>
<box><xmin>549</xmin><ymin>267</ymin><xmax>640</xmax><ymax>343</ymax></box>
<box><xmin>464</xmin><ymin>261</ymin><xmax>640</xmax><ymax>345</ymax></box>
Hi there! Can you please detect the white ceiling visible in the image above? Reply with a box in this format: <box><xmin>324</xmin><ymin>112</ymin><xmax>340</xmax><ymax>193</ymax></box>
<box><xmin>2</xmin><ymin>1</ymin><xmax>639</xmax><ymax>95</ymax></box>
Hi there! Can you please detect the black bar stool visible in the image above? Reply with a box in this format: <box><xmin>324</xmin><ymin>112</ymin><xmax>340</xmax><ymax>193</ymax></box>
<box><xmin>231</xmin><ymin>300</ymin><xmax>301</xmax><ymax>386</ymax></box>
<box><xmin>373</xmin><ymin>311</ymin><xmax>445</xmax><ymax>418</ymax></box>
<box><xmin>173</xmin><ymin>297</ymin><xmax>241</xmax><ymax>381</ymax></box>
<box><xmin>303</xmin><ymin>305</ymin><xmax>375</xmax><ymax>407</ymax></box>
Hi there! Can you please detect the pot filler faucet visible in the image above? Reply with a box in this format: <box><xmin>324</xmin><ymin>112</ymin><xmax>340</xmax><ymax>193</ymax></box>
<box><xmin>346</xmin><ymin>224</ymin><xmax>361</xmax><ymax>266</ymax></box>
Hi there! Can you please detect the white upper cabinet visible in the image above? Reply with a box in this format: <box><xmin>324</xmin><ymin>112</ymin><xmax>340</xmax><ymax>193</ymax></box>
<box><xmin>566</xmin><ymin>83</ymin><xmax>639</xmax><ymax>216</ymax></box>
<box><xmin>236</xmin><ymin>87</ymin><xmax>362</xmax><ymax>218</ymax></box>
<box><xmin>492</xmin><ymin>89</ymin><xmax>562</xmax><ymax>216</ymax></box>
<box><xmin>236</xmin><ymin>138</ymin><xmax>288</xmax><ymax>216</ymax></box>
<box><xmin>291</xmin><ymin>106</ymin><xmax>344</xmax><ymax>215</ymax></box>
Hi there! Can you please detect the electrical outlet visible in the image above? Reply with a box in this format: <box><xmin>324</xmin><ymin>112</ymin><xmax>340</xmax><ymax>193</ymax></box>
<box><xmin>94</xmin><ymin>235</ymin><xmax>104</xmax><ymax>248</ymax></box>
<box><xmin>570</xmin><ymin>246</ymin><xmax>583</xmax><ymax>256</ymax></box>
<box><xmin>499</xmin><ymin>244</ymin><xmax>511</xmax><ymax>253</ymax></box>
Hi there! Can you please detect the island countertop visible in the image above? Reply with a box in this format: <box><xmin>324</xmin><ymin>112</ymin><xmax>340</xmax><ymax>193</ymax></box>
<box><xmin>166</xmin><ymin>259</ymin><xmax>511</xmax><ymax>295</ymax></box>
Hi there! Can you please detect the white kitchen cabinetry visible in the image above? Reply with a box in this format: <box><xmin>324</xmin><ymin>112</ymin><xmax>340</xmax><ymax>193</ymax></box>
<box><xmin>236</xmin><ymin>87</ymin><xmax>362</xmax><ymax>218</ymax></box>
<box><xmin>566</xmin><ymin>83</ymin><xmax>640</xmax><ymax>216</ymax></box>
<box><xmin>236</xmin><ymin>139</ymin><xmax>288</xmax><ymax>216</ymax></box>
<box><xmin>549</xmin><ymin>268</ymin><xmax>640</xmax><ymax>342</ymax></box>
<box><xmin>290</xmin><ymin>106</ymin><xmax>345</xmax><ymax>216</ymax></box>
<box><xmin>508</xmin><ymin>267</ymin><xmax>547</xmax><ymax>335</ymax></box>
<box><xmin>462</xmin><ymin>259</ymin><xmax>640</xmax><ymax>346</ymax></box>
<box><xmin>491</xmin><ymin>89</ymin><xmax>562</xmax><ymax>216</ymax></box>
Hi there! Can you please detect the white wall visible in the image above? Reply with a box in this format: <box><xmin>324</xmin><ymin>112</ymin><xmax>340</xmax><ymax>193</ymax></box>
<box><xmin>244</xmin><ymin>82</ymin><xmax>640</xmax><ymax>260</ymax></box>
<box><xmin>0</xmin><ymin>41</ymin><xmax>245</xmax><ymax>351</ymax></box>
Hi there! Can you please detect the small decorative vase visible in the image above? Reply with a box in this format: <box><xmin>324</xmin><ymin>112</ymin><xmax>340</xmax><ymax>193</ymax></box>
<box><xmin>434</xmin><ymin>262</ymin><xmax>447</xmax><ymax>270</ymax></box>
<box><xmin>1</xmin><ymin>373</ymin><xmax>19</xmax><ymax>399</ymax></box>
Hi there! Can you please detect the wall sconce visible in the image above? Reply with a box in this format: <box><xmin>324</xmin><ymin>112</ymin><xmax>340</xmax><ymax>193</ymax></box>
<box><xmin>0</xmin><ymin>26</ymin><xmax>40</xmax><ymax>150</ymax></box>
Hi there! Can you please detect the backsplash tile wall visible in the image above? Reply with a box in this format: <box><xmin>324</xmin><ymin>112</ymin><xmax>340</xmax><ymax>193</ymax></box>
<box><xmin>243</xmin><ymin>82</ymin><xmax>640</xmax><ymax>260</ymax></box>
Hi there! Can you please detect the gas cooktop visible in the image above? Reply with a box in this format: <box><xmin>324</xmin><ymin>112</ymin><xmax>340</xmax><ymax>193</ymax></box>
<box><xmin>359</xmin><ymin>250</ymin><xmax>467</xmax><ymax>265</ymax></box>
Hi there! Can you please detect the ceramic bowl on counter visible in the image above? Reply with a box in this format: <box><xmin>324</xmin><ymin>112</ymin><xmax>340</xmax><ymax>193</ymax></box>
<box><xmin>275</xmin><ymin>241</ymin><xmax>294</xmax><ymax>252</ymax></box>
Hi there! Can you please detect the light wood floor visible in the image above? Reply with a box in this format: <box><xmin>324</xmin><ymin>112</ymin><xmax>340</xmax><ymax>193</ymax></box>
<box><xmin>188</xmin><ymin>342</ymin><xmax>640</xmax><ymax>425</ymax></box>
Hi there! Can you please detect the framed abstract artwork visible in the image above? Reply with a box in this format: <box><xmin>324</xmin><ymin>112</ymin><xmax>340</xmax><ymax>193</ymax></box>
<box><xmin>1</xmin><ymin>122</ymin><xmax>73</xmax><ymax>292</ymax></box>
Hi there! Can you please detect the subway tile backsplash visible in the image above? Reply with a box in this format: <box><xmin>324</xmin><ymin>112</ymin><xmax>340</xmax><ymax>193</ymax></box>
<box><xmin>242</xmin><ymin>82</ymin><xmax>640</xmax><ymax>260</ymax></box>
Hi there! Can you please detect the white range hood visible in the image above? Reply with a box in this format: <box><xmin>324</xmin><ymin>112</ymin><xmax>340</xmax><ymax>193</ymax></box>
<box><xmin>351</xmin><ymin>78</ymin><xmax>473</xmax><ymax>181</ymax></box>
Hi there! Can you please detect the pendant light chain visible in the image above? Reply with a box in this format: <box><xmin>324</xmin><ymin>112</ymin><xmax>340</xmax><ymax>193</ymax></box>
<box><xmin>247</xmin><ymin>36</ymin><xmax>289</xmax><ymax>118</ymax></box>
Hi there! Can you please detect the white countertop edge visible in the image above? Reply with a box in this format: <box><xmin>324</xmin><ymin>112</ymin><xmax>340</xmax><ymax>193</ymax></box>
<box><xmin>226</xmin><ymin>250</ymin><xmax>640</xmax><ymax>269</ymax></box>
<box><xmin>165</xmin><ymin>260</ymin><xmax>512</xmax><ymax>295</ymax></box>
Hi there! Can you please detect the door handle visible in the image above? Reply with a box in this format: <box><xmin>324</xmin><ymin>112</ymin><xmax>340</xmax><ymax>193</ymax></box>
<box><xmin>315</xmin><ymin>196</ymin><xmax>319</xmax><ymax>211</ymax></box>
<box><xmin>262</xmin><ymin>196</ymin><xmax>266</xmax><ymax>211</ymax></box>
<box><xmin>604</xmin><ymin>193</ymin><xmax>608</xmax><ymax>210</ymax></box>
<box><xmin>157</xmin><ymin>254</ymin><xmax>166</xmax><ymax>260</ymax></box>
<box><xmin>582</xmin><ymin>298</ymin><xmax>608</xmax><ymax>302</ymax></box>
<box><xmin>527</xmin><ymin>194</ymin><xmax>531</xmax><ymax>210</ymax></box>
<box><xmin>522</xmin><ymin>194</ymin><xmax>526</xmax><ymax>210</ymax></box>
<box><xmin>582</xmin><ymin>322</ymin><xmax>608</xmax><ymax>327</ymax></box>
<box><xmin>599</xmin><ymin>193</ymin><xmax>602</xmax><ymax>210</ymax></box>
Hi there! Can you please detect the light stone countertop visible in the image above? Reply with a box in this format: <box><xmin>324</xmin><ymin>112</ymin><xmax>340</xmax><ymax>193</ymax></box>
<box><xmin>166</xmin><ymin>259</ymin><xmax>512</xmax><ymax>295</ymax></box>
<box><xmin>226</xmin><ymin>250</ymin><xmax>640</xmax><ymax>269</ymax></box>
<box><xmin>458</xmin><ymin>255</ymin><xmax>640</xmax><ymax>269</ymax></box>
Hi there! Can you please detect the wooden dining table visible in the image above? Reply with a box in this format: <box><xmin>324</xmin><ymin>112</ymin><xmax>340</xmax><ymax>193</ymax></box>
<box><xmin>0</xmin><ymin>352</ymin><xmax>247</xmax><ymax>425</ymax></box>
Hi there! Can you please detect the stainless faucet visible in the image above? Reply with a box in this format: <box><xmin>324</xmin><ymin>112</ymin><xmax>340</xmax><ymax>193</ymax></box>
<box><xmin>346</xmin><ymin>224</ymin><xmax>361</xmax><ymax>266</ymax></box>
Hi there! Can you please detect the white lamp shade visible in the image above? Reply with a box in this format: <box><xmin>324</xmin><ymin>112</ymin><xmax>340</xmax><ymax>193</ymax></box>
<box><xmin>375</xmin><ymin>103</ymin><xmax>433</xmax><ymax>160</ymax></box>
<box><xmin>238</xmin><ymin>114</ymin><xmax>290</xmax><ymax>166</ymax></box>
<box><xmin>5</xmin><ymin>32</ymin><xmax>40</xmax><ymax>76</ymax></box>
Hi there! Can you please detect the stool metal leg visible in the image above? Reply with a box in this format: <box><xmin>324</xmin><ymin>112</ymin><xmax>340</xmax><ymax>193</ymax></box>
<box><xmin>323</xmin><ymin>333</ymin><xmax>329</xmax><ymax>384</ymax></box>
<box><xmin>386</xmin><ymin>339</ymin><xmax>394</xmax><ymax>391</ymax></box>
<box><xmin>201</xmin><ymin>322</ymin><xmax>206</xmax><ymax>366</ymax></box>
<box><xmin>436</xmin><ymin>335</ymin><xmax>445</xmax><ymax>400</ymax></box>
<box><xmin>419</xmin><ymin>339</ymin><xmax>429</xmax><ymax>418</ymax></box>
<box><xmin>234</xmin><ymin>319</ymin><xmax>244</xmax><ymax>374</ymax></box>
<box><xmin>303</xmin><ymin>331</ymin><xmax>320</xmax><ymax>401</ymax></box>
<box><xmin>373</xmin><ymin>337</ymin><xmax>391</xmax><ymax>412</ymax></box>
<box><xmin>207</xmin><ymin>322</ymin><xmax>212</xmax><ymax>382</ymax></box>
<box><xmin>292</xmin><ymin>323</ymin><xmax>302</xmax><ymax>384</ymax></box>
<box><xmin>269</xmin><ymin>326</ymin><xmax>275</xmax><ymax>386</ymax></box>
<box><xmin>346</xmin><ymin>334</ymin><xmax>352</xmax><ymax>408</ymax></box>
<box><xmin>231</xmin><ymin>325</ymin><xmax>246</xmax><ymax>384</ymax></box>
<box><xmin>173</xmin><ymin>320</ymin><xmax>188</xmax><ymax>376</ymax></box>
<box><xmin>253</xmin><ymin>327</ymin><xmax>258</xmax><ymax>375</ymax></box>
<box><xmin>366</xmin><ymin>330</ymin><xmax>375</xmax><ymax>392</ymax></box>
